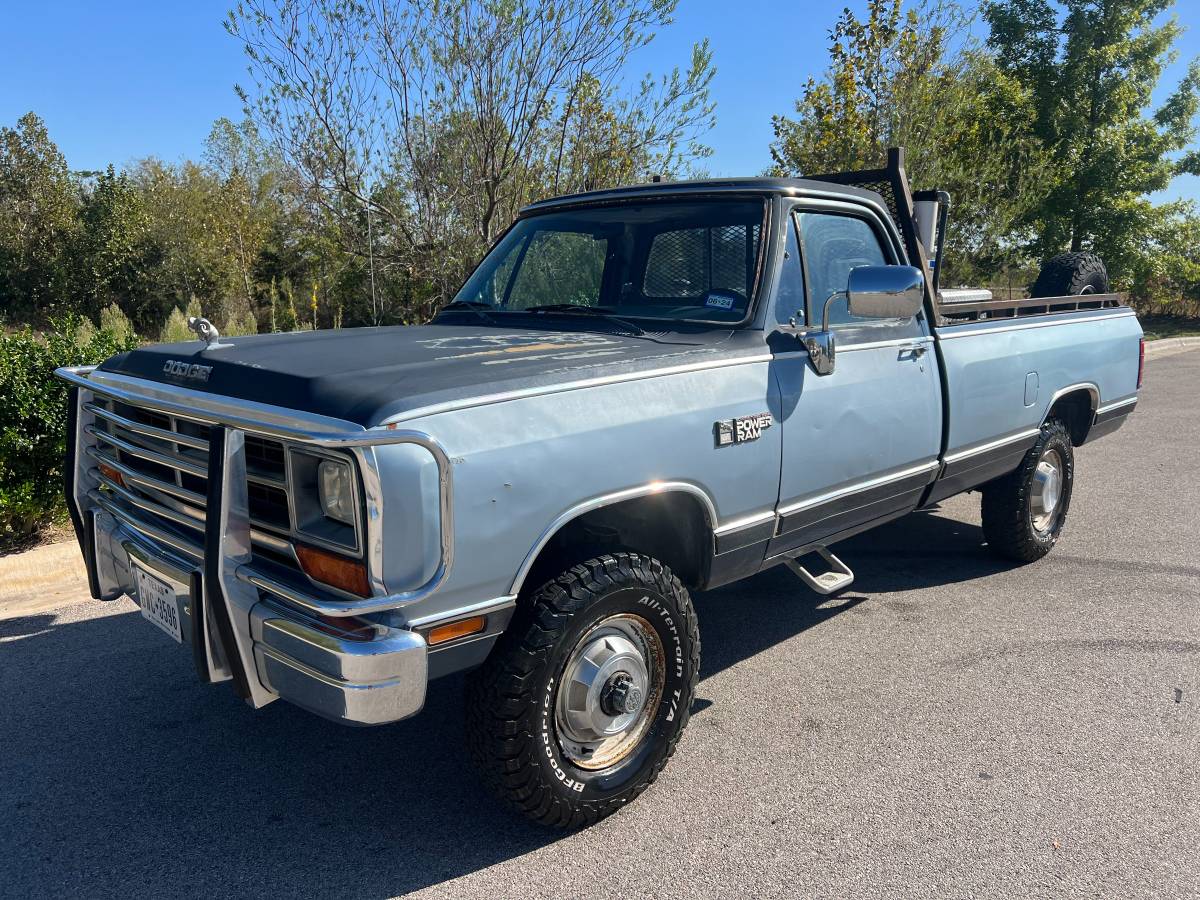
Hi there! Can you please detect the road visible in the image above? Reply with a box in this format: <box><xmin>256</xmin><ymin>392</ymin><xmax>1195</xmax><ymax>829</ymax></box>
<box><xmin>2</xmin><ymin>352</ymin><xmax>1197</xmax><ymax>899</ymax></box>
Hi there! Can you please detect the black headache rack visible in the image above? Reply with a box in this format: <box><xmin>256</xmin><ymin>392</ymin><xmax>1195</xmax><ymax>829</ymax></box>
<box><xmin>807</xmin><ymin>147</ymin><xmax>939</xmax><ymax>317</ymax></box>
<box><xmin>805</xmin><ymin>147</ymin><xmax>1126</xmax><ymax>326</ymax></box>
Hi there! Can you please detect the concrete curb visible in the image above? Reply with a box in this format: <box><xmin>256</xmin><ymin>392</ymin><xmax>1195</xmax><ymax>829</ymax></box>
<box><xmin>1145</xmin><ymin>336</ymin><xmax>1200</xmax><ymax>359</ymax></box>
<box><xmin>0</xmin><ymin>540</ymin><xmax>88</xmax><ymax>620</ymax></box>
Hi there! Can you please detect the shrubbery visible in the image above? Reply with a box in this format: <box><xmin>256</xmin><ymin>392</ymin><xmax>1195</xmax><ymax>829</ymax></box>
<box><xmin>0</xmin><ymin>298</ymin><xmax>261</xmax><ymax>550</ymax></box>
<box><xmin>0</xmin><ymin>319</ymin><xmax>138</xmax><ymax>549</ymax></box>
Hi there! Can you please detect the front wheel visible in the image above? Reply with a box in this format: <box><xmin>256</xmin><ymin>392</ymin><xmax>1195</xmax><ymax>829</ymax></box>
<box><xmin>981</xmin><ymin>419</ymin><xmax>1075</xmax><ymax>562</ymax></box>
<box><xmin>465</xmin><ymin>553</ymin><xmax>700</xmax><ymax>828</ymax></box>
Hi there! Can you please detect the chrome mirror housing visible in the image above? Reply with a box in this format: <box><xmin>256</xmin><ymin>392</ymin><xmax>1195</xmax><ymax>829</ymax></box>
<box><xmin>845</xmin><ymin>265</ymin><xmax>924</xmax><ymax>321</ymax></box>
<box><xmin>791</xmin><ymin>265</ymin><xmax>923</xmax><ymax>377</ymax></box>
<box><xmin>802</xmin><ymin>330</ymin><xmax>836</xmax><ymax>376</ymax></box>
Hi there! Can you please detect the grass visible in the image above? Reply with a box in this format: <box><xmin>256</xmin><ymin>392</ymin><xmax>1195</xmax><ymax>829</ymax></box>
<box><xmin>1138</xmin><ymin>314</ymin><xmax>1200</xmax><ymax>341</ymax></box>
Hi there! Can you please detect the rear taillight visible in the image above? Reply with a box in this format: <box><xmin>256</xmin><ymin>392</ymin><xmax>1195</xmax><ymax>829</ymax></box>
<box><xmin>1137</xmin><ymin>337</ymin><xmax>1145</xmax><ymax>388</ymax></box>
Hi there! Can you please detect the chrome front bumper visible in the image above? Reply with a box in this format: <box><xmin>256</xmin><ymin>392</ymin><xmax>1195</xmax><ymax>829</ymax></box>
<box><xmin>58</xmin><ymin>366</ymin><xmax>445</xmax><ymax>726</ymax></box>
<box><xmin>94</xmin><ymin>508</ymin><xmax>428</xmax><ymax>725</ymax></box>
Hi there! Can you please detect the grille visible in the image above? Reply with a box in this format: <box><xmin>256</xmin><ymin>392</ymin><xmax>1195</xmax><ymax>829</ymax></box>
<box><xmin>83</xmin><ymin>398</ymin><xmax>297</xmax><ymax>553</ymax></box>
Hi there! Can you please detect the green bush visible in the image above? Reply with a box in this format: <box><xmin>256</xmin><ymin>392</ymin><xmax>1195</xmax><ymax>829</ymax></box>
<box><xmin>0</xmin><ymin>318</ymin><xmax>138</xmax><ymax>549</ymax></box>
<box><xmin>159</xmin><ymin>306</ymin><xmax>191</xmax><ymax>343</ymax></box>
<box><xmin>98</xmin><ymin>303</ymin><xmax>135</xmax><ymax>344</ymax></box>
<box><xmin>159</xmin><ymin>298</ymin><xmax>209</xmax><ymax>343</ymax></box>
<box><xmin>223</xmin><ymin>308</ymin><xmax>258</xmax><ymax>337</ymax></box>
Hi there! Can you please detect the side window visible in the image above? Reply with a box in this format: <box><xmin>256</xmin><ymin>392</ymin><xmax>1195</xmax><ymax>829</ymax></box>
<box><xmin>797</xmin><ymin>212</ymin><xmax>889</xmax><ymax>328</ymax></box>
<box><xmin>775</xmin><ymin>214</ymin><xmax>806</xmax><ymax>325</ymax></box>
<box><xmin>506</xmin><ymin>230</ymin><xmax>607</xmax><ymax>309</ymax></box>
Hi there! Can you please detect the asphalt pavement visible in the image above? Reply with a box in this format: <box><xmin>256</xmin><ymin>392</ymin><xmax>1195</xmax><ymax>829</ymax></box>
<box><xmin>2</xmin><ymin>352</ymin><xmax>1197</xmax><ymax>899</ymax></box>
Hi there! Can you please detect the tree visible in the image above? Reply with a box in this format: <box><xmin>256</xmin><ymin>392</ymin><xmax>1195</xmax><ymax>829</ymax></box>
<box><xmin>132</xmin><ymin>157</ymin><xmax>226</xmax><ymax>317</ymax></box>
<box><xmin>769</xmin><ymin>0</ymin><xmax>1053</xmax><ymax>285</ymax></box>
<box><xmin>203</xmin><ymin>117</ymin><xmax>281</xmax><ymax>321</ymax></box>
<box><xmin>0</xmin><ymin>112</ymin><xmax>79</xmax><ymax>321</ymax></box>
<box><xmin>73</xmin><ymin>166</ymin><xmax>163</xmax><ymax>328</ymax></box>
<box><xmin>226</xmin><ymin>0</ymin><xmax>716</xmax><ymax>311</ymax></box>
<box><xmin>984</xmin><ymin>0</ymin><xmax>1200</xmax><ymax>280</ymax></box>
<box><xmin>1127</xmin><ymin>204</ymin><xmax>1200</xmax><ymax>314</ymax></box>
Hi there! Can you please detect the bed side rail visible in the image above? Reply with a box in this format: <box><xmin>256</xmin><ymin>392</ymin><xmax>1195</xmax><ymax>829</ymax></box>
<box><xmin>937</xmin><ymin>292</ymin><xmax>1126</xmax><ymax>324</ymax></box>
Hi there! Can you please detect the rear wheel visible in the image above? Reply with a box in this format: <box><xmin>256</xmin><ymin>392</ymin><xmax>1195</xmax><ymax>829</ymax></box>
<box><xmin>465</xmin><ymin>553</ymin><xmax>700</xmax><ymax>828</ymax></box>
<box><xmin>1030</xmin><ymin>252</ymin><xmax>1109</xmax><ymax>298</ymax></box>
<box><xmin>981</xmin><ymin>419</ymin><xmax>1075</xmax><ymax>562</ymax></box>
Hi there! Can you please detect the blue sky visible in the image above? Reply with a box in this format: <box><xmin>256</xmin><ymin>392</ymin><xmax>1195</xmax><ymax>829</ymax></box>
<box><xmin>3</xmin><ymin>0</ymin><xmax>1198</xmax><ymax>202</ymax></box>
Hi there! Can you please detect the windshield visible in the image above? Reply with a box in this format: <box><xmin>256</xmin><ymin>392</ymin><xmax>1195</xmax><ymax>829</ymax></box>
<box><xmin>453</xmin><ymin>199</ymin><xmax>766</xmax><ymax>323</ymax></box>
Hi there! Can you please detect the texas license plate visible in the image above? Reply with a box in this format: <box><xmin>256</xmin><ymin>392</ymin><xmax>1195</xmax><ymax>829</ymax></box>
<box><xmin>135</xmin><ymin>566</ymin><xmax>183</xmax><ymax>643</ymax></box>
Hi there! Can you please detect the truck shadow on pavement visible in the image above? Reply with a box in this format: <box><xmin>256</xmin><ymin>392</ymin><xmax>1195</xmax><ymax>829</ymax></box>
<box><xmin>0</xmin><ymin>508</ymin><xmax>1009</xmax><ymax>898</ymax></box>
<box><xmin>694</xmin><ymin>507</ymin><xmax>1017</xmax><ymax>682</ymax></box>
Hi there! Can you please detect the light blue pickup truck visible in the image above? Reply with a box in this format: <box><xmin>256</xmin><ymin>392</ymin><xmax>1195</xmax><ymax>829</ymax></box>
<box><xmin>57</xmin><ymin>149</ymin><xmax>1142</xmax><ymax>827</ymax></box>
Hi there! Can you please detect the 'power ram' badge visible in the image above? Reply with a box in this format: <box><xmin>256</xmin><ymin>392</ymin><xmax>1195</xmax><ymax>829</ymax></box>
<box><xmin>714</xmin><ymin>412</ymin><xmax>772</xmax><ymax>446</ymax></box>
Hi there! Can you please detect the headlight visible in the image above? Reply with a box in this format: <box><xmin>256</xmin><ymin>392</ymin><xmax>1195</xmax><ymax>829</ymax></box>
<box><xmin>287</xmin><ymin>448</ymin><xmax>361</xmax><ymax>553</ymax></box>
<box><xmin>318</xmin><ymin>459</ymin><xmax>355</xmax><ymax>525</ymax></box>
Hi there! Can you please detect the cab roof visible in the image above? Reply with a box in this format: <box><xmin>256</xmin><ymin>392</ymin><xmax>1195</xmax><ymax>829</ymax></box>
<box><xmin>520</xmin><ymin>177</ymin><xmax>886</xmax><ymax>216</ymax></box>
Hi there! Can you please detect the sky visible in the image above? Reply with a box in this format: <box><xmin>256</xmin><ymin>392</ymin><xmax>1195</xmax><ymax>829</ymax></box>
<box><xmin>3</xmin><ymin>0</ymin><xmax>1199</xmax><ymax>203</ymax></box>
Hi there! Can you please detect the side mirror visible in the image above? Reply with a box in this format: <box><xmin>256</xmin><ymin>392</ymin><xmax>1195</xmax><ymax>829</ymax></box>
<box><xmin>795</xmin><ymin>265</ymin><xmax>925</xmax><ymax>378</ymax></box>
<box><xmin>802</xmin><ymin>330</ymin><xmax>836</xmax><ymax>376</ymax></box>
<box><xmin>845</xmin><ymin>265</ymin><xmax>924</xmax><ymax>321</ymax></box>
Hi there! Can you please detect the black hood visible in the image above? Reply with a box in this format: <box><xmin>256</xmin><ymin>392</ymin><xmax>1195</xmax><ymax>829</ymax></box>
<box><xmin>98</xmin><ymin>320</ymin><xmax>764</xmax><ymax>427</ymax></box>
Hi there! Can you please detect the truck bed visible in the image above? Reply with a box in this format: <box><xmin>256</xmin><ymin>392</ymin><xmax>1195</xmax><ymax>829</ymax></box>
<box><xmin>926</xmin><ymin>302</ymin><xmax>1141</xmax><ymax>504</ymax></box>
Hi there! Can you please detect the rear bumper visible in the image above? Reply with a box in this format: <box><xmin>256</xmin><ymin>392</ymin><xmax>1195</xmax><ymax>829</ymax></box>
<box><xmin>92</xmin><ymin>509</ymin><xmax>428</xmax><ymax>725</ymax></box>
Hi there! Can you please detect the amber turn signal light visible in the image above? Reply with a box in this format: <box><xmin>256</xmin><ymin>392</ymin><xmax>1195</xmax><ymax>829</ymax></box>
<box><xmin>97</xmin><ymin>461</ymin><xmax>124</xmax><ymax>487</ymax></box>
<box><xmin>427</xmin><ymin>615</ymin><xmax>486</xmax><ymax>646</ymax></box>
<box><xmin>295</xmin><ymin>544</ymin><xmax>371</xmax><ymax>597</ymax></box>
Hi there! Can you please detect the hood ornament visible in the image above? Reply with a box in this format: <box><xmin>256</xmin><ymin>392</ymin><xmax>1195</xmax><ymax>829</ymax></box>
<box><xmin>187</xmin><ymin>316</ymin><xmax>234</xmax><ymax>350</ymax></box>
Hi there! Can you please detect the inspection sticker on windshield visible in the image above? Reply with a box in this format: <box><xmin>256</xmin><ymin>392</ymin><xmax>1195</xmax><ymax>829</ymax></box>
<box><xmin>705</xmin><ymin>293</ymin><xmax>735</xmax><ymax>310</ymax></box>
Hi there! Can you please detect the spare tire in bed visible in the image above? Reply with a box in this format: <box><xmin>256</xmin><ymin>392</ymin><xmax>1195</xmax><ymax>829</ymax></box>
<box><xmin>1030</xmin><ymin>252</ymin><xmax>1109</xmax><ymax>298</ymax></box>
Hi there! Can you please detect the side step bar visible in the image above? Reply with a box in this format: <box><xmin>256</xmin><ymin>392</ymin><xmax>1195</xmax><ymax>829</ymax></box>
<box><xmin>785</xmin><ymin>547</ymin><xmax>855</xmax><ymax>595</ymax></box>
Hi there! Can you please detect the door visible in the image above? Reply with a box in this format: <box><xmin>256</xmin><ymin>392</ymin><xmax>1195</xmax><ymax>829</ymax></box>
<box><xmin>768</xmin><ymin>205</ymin><xmax>942</xmax><ymax>557</ymax></box>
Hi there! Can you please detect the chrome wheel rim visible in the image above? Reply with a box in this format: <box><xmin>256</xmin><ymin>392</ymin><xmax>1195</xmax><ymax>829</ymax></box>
<box><xmin>1031</xmin><ymin>447</ymin><xmax>1065</xmax><ymax>535</ymax></box>
<box><xmin>555</xmin><ymin>613</ymin><xmax>665</xmax><ymax>770</ymax></box>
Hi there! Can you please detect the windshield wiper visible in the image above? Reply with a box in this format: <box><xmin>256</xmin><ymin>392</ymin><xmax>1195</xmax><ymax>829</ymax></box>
<box><xmin>522</xmin><ymin>304</ymin><xmax>646</xmax><ymax>336</ymax></box>
<box><xmin>440</xmin><ymin>299</ymin><xmax>497</xmax><ymax>323</ymax></box>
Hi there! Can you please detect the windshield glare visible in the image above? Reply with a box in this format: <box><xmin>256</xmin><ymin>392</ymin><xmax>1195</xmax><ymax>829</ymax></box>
<box><xmin>454</xmin><ymin>199</ymin><xmax>766</xmax><ymax>322</ymax></box>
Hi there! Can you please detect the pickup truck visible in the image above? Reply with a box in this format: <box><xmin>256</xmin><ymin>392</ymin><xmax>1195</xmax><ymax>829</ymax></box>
<box><xmin>57</xmin><ymin>149</ymin><xmax>1142</xmax><ymax>828</ymax></box>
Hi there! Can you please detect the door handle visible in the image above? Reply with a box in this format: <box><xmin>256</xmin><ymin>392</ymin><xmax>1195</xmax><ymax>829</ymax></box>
<box><xmin>899</xmin><ymin>343</ymin><xmax>928</xmax><ymax>358</ymax></box>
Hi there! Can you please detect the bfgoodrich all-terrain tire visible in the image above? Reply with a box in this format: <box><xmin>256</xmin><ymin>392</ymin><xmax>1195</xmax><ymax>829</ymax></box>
<box><xmin>981</xmin><ymin>419</ymin><xmax>1075</xmax><ymax>562</ymax></box>
<box><xmin>1030</xmin><ymin>252</ymin><xmax>1109</xmax><ymax>297</ymax></box>
<box><xmin>465</xmin><ymin>553</ymin><xmax>700</xmax><ymax>828</ymax></box>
